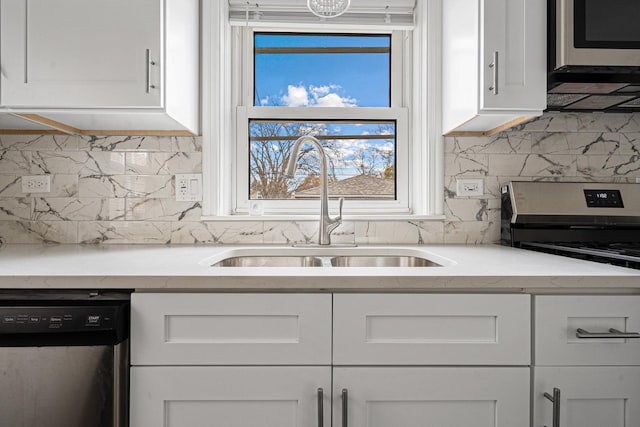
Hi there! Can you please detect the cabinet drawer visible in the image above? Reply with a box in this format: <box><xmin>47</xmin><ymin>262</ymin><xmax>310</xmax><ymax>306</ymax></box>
<box><xmin>131</xmin><ymin>293</ymin><xmax>332</xmax><ymax>365</ymax></box>
<box><xmin>535</xmin><ymin>296</ymin><xmax>640</xmax><ymax>366</ymax></box>
<box><xmin>334</xmin><ymin>294</ymin><xmax>531</xmax><ymax>365</ymax></box>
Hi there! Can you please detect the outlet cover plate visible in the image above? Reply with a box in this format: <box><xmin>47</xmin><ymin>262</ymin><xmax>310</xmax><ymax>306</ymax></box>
<box><xmin>456</xmin><ymin>178</ymin><xmax>484</xmax><ymax>197</ymax></box>
<box><xmin>175</xmin><ymin>174</ymin><xmax>202</xmax><ymax>202</ymax></box>
<box><xmin>22</xmin><ymin>175</ymin><xmax>51</xmax><ymax>193</ymax></box>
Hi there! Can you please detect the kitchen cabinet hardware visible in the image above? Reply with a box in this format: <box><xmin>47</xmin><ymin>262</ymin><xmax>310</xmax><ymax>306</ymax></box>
<box><xmin>488</xmin><ymin>51</ymin><xmax>499</xmax><ymax>95</ymax></box>
<box><xmin>145</xmin><ymin>49</ymin><xmax>157</xmax><ymax>93</ymax></box>
<box><xmin>576</xmin><ymin>328</ymin><xmax>640</xmax><ymax>339</ymax></box>
<box><xmin>543</xmin><ymin>387</ymin><xmax>561</xmax><ymax>427</ymax></box>
<box><xmin>341</xmin><ymin>388</ymin><xmax>348</xmax><ymax>427</ymax></box>
<box><xmin>317</xmin><ymin>388</ymin><xmax>324</xmax><ymax>427</ymax></box>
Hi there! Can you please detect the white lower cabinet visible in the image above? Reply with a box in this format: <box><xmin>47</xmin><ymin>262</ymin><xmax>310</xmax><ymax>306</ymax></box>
<box><xmin>533</xmin><ymin>296</ymin><xmax>640</xmax><ymax>427</ymax></box>
<box><xmin>334</xmin><ymin>367</ymin><xmax>530</xmax><ymax>427</ymax></box>
<box><xmin>130</xmin><ymin>293</ymin><xmax>531</xmax><ymax>427</ymax></box>
<box><xmin>533</xmin><ymin>367</ymin><xmax>640</xmax><ymax>427</ymax></box>
<box><xmin>131</xmin><ymin>366</ymin><xmax>331</xmax><ymax>427</ymax></box>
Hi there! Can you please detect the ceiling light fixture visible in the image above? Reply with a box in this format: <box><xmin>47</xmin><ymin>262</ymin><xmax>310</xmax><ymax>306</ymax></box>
<box><xmin>307</xmin><ymin>0</ymin><xmax>351</xmax><ymax>18</ymax></box>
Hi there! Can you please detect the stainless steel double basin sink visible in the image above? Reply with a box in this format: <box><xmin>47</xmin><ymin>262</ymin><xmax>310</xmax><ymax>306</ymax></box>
<box><xmin>201</xmin><ymin>247</ymin><xmax>453</xmax><ymax>268</ymax></box>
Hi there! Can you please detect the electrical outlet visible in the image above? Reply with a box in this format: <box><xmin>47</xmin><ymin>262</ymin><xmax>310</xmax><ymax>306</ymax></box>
<box><xmin>456</xmin><ymin>178</ymin><xmax>484</xmax><ymax>197</ymax></box>
<box><xmin>175</xmin><ymin>174</ymin><xmax>202</xmax><ymax>201</ymax></box>
<box><xmin>22</xmin><ymin>175</ymin><xmax>51</xmax><ymax>193</ymax></box>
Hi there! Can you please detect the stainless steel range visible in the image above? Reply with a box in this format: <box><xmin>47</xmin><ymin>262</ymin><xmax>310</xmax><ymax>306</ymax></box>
<box><xmin>501</xmin><ymin>181</ymin><xmax>640</xmax><ymax>269</ymax></box>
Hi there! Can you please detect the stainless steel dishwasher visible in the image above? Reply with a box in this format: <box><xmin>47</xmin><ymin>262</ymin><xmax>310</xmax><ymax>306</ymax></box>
<box><xmin>0</xmin><ymin>291</ymin><xmax>130</xmax><ymax>427</ymax></box>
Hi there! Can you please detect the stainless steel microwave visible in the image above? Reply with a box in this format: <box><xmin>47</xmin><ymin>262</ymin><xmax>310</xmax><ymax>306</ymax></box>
<box><xmin>555</xmin><ymin>0</ymin><xmax>640</xmax><ymax>68</ymax></box>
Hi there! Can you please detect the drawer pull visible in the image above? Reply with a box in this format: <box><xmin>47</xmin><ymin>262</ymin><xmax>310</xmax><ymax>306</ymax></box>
<box><xmin>341</xmin><ymin>388</ymin><xmax>348</xmax><ymax>427</ymax></box>
<box><xmin>576</xmin><ymin>328</ymin><xmax>640</xmax><ymax>339</ymax></box>
<box><xmin>543</xmin><ymin>387</ymin><xmax>561</xmax><ymax>427</ymax></box>
<box><xmin>317</xmin><ymin>388</ymin><xmax>324</xmax><ymax>427</ymax></box>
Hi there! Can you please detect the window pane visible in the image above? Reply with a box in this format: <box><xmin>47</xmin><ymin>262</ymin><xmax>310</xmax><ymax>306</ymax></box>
<box><xmin>254</xmin><ymin>33</ymin><xmax>391</xmax><ymax>108</ymax></box>
<box><xmin>249</xmin><ymin>120</ymin><xmax>396</xmax><ymax>200</ymax></box>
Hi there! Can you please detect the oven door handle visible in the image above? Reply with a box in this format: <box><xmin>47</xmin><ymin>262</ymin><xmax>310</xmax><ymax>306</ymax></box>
<box><xmin>576</xmin><ymin>328</ymin><xmax>640</xmax><ymax>339</ymax></box>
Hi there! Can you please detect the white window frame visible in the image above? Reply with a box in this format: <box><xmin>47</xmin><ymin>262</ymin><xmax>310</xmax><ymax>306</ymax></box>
<box><xmin>202</xmin><ymin>0</ymin><xmax>444</xmax><ymax>220</ymax></box>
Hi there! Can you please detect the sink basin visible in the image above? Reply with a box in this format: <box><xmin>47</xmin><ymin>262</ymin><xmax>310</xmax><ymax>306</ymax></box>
<box><xmin>202</xmin><ymin>247</ymin><xmax>454</xmax><ymax>268</ymax></box>
<box><xmin>330</xmin><ymin>255</ymin><xmax>441</xmax><ymax>267</ymax></box>
<box><xmin>212</xmin><ymin>256</ymin><xmax>323</xmax><ymax>267</ymax></box>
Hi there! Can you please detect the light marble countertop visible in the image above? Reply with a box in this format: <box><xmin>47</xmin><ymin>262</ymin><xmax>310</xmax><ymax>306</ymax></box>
<box><xmin>0</xmin><ymin>244</ymin><xmax>639</xmax><ymax>291</ymax></box>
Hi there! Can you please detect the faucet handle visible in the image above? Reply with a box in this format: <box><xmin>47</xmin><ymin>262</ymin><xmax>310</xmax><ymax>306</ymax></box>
<box><xmin>336</xmin><ymin>197</ymin><xmax>344</xmax><ymax>223</ymax></box>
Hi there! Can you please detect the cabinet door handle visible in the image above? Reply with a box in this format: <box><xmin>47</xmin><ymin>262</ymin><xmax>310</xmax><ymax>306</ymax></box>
<box><xmin>543</xmin><ymin>387</ymin><xmax>561</xmax><ymax>427</ymax></box>
<box><xmin>341</xmin><ymin>388</ymin><xmax>348</xmax><ymax>427</ymax></box>
<box><xmin>576</xmin><ymin>328</ymin><xmax>640</xmax><ymax>339</ymax></box>
<box><xmin>317</xmin><ymin>388</ymin><xmax>323</xmax><ymax>427</ymax></box>
<box><xmin>146</xmin><ymin>49</ymin><xmax>157</xmax><ymax>93</ymax></box>
<box><xmin>488</xmin><ymin>51</ymin><xmax>499</xmax><ymax>95</ymax></box>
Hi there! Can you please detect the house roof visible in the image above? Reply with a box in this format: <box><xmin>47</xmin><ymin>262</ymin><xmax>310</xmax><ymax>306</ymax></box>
<box><xmin>294</xmin><ymin>174</ymin><xmax>395</xmax><ymax>199</ymax></box>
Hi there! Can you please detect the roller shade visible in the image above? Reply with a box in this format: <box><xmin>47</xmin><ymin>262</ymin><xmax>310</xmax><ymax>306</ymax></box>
<box><xmin>228</xmin><ymin>0</ymin><xmax>415</xmax><ymax>29</ymax></box>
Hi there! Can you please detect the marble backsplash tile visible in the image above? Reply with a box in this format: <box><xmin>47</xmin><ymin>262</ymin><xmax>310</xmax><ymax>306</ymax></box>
<box><xmin>0</xmin><ymin>112</ymin><xmax>639</xmax><ymax>246</ymax></box>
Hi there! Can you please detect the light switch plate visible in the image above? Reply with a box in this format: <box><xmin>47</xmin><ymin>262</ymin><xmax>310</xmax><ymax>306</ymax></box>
<box><xmin>175</xmin><ymin>174</ymin><xmax>202</xmax><ymax>201</ymax></box>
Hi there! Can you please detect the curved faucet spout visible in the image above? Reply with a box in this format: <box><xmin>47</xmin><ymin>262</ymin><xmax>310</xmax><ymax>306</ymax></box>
<box><xmin>286</xmin><ymin>136</ymin><xmax>343</xmax><ymax>245</ymax></box>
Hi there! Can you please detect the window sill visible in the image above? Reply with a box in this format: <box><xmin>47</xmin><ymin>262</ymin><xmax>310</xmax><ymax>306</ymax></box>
<box><xmin>200</xmin><ymin>214</ymin><xmax>446</xmax><ymax>222</ymax></box>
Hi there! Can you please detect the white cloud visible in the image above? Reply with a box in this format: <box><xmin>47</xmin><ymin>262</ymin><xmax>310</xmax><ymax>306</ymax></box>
<box><xmin>282</xmin><ymin>85</ymin><xmax>310</xmax><ymax>107</ymax></box>
<box><xmin>281</xmin><ymin>84</ymin><xmax>357</xmax><ymax>107</ymax></box>
<box><xmin>316</xmin><ymin>93</ymin><xmax>353</xmax><ymax>107</ymax></box>
<box><xmin>310</xmin><ymin>85</ymin><xmax>332</xmax><ymax>97</ymax></box>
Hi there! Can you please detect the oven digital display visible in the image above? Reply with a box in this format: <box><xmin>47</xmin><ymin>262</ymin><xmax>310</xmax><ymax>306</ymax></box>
<box><xmin>584</xmin><ymin>189</ymin><xmax>624</xmax><ymax>208</ymax></box>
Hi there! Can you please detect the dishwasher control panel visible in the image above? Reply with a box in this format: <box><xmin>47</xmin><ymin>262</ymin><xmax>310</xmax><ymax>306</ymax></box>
<box><xmin>0</xmin><ymin>306</ymin><xmax>119</xmax><ymax>333</ymax></box>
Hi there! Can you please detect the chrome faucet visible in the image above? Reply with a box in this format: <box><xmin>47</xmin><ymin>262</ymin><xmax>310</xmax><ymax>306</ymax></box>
<box><xmin>286</xmin><ymin>136</ymin><xmax>343</xmax><ymax>245</ymax></box>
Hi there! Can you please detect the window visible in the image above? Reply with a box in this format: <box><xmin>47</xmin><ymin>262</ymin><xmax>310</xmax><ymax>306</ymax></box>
<box><xmin>248</xmin><ymin>119</ymin><xmax>397</xmax><ymax>200</ymax></box>
<box><xmin>250</xmin><ymin>33</ymin><xmax>394</xmax><ymax>202</ymax></box>
<box><xmin>203</xmin><ymin>1</ymin><xmax>443</xmax><ymax>219</ymax></box>
<box><xmin>237</xmin><ymin>29</ymin><xmax>408</xmax><ymax>215</ymax></box>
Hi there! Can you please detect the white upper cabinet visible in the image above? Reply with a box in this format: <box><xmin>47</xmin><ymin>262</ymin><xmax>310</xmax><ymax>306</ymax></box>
<box><xmin>1</xmin><ymin>0</ymin><xmax>160</xmax><ymax>108</ymax></box>
<box><xmin>0</xmin><ymin>0</ymin><xmax>199</xmax><ymax>134</ymax></box>
<box><xmin>443</xmin><ymin>0</ymin><xmax>546</xmax><ymax>136</ymax></box>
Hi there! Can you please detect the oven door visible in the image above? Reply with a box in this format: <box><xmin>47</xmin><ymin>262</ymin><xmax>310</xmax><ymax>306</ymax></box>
<box><xmin>557</xmin><ymin>0</ymin><xmax>640</xmax><ymax>67</ymax></box>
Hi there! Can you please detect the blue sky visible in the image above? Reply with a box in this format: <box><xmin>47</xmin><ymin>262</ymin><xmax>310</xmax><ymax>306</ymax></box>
<box><xmin>254</xmin><ymin>33</ymin><xmax>390</xmax><ymax>108</ymax></box>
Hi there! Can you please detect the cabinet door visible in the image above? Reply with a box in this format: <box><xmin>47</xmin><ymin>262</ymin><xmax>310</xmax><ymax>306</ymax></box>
<box><xmin>0</xmin><ymin>0</ymin><xmax>161</xmax><ymax>108</ymax></box>
<box><xmin>334</xmin><ymin>294</ymin><xmax>531</xmax><ymax>365</ymax></box>
<box><xmin>334</xmin><ymin>367</ymin><xmax>530</xmax><ymax>427</ymax></box>
<box><xmin>132</xmin><ymin>293</ymin><xmax>332</xmax><ymax>366</ymax></box>
<box><xmin>534</xmin><ymin>367</ymin><xmax>640</xmax><ymax>427</ymax></box>
<box><xmin>131</xmin><ymin>366</ymin><xmax>331</xmax><ymax>427</ymax></box>
<box><xmin>481</xmin><ymin>0</ymin><xmax>546</xmax><ymax>111</ymax></box>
